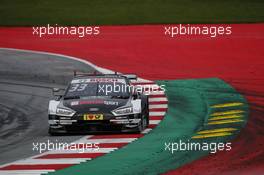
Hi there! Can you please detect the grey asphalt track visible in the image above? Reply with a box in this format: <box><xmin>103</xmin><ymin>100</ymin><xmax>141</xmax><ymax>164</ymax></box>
<box><xmin>0</xmin><ymin>48</ymin><xmax>97</xmax><ymax>165</ymax></box>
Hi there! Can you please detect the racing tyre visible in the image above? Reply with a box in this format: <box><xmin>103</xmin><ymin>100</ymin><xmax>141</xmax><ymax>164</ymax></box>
<box><xmin>48</xmin><ymin>127</ymin><xmax>63</xmax><ymax>136</ymax></box>
<box><xmin>146</xmin><ymin>104</ymin><xmax>149</xmax><ymax>127</ymax></box>
<box><xmin>136</xmin><ymin>111</ymin><xmax>148</xmax><ymax>133</ymax></box>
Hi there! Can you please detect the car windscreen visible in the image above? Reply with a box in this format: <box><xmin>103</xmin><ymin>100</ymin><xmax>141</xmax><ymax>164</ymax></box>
<box><xmin>64</xmin><ymin>82</ymin><xmax>130</xmax><ymax>99</ymax></box>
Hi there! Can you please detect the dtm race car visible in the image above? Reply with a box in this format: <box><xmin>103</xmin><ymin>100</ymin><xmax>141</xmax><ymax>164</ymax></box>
<box><xmin>48</xmin><ymin>73</ymin><xmax>149</xmax><ymax>135</ymax></box>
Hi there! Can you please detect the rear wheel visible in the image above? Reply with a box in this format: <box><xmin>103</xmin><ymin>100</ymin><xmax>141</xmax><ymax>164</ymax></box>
<box><xmin>135</xmin><ymin>117</ymin><xmax>144</xmax><ymax>133</ymax></box>
<box><xmin>142</xmin><ymin>115</ymin><xmax>148</xmax><ymax>129</ymax></box>
<box><xmin>136</xmin><ymin>120</ymin><xmax>143</xmax><ymax>133</ymax></box>
<box><xmin>145</xmin><ymin>104</ymin><xmax>149</xmax><ymax>127</ymax></box>
<box><xmin>136</xmin><ymin>109</ymin><xmax>148</xmax><ymax>133</ymax></box>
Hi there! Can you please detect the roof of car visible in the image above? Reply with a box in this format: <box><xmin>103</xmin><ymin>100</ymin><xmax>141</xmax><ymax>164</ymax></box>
<box><xmin>72</xmin><ymin>72</ymin><xmax>137</xmax><ymax>82</ymax></box>
<box><xmin>73</xmin><ymin>75</ymin><xmax>127</xmax><ymax>80</ymax></box>
<box><xmin>71</xmin><ymin>74</ymin><xmax>129</xmax><ymax>84</ymax></box>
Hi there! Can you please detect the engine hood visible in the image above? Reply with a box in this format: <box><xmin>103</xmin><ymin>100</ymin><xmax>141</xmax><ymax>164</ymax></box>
<box><xmin>62</xmin><ymin>96</ymin><xmax>130</xmax><ymax>114</ymax></box>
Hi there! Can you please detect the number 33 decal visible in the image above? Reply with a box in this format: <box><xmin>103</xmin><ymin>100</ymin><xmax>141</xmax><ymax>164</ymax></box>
<box><xmin>69</xmin><ymin>83</ymin><xmax>87</xmax><ymax>92</ymax></box>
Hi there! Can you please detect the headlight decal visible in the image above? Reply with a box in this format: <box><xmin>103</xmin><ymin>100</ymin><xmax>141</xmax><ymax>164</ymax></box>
<box><xmin>112</xmin><ymin>106</ymin><xmax>133</xmax><ymax>116</ymax></box>
<box><xmin>56</xmin><ymin>107</ymin><xmax>76</xmax><ymax>117</ymax></box>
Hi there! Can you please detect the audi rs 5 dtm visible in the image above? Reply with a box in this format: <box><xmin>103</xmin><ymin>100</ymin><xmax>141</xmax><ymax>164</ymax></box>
<box><xmin>48</xmin><ymin>73</ymin><xmax>149</xmax><ymax>135</ymax></box>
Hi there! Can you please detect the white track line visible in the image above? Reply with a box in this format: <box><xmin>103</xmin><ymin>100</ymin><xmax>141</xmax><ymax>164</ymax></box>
<box><xmin>0</xmin><ymin>170</ymin><xmax>54</xmax><ymax>175</ymax></box>
<box><xmin>45</xmin><ymin>148</ymin><xmax>116</xmax><ymax>154</ymax></box>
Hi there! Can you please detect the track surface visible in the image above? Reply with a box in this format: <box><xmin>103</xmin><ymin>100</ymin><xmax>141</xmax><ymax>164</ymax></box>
<box><xmin>0</xmin><ymin>49</ymin><xmax>97</xmax><ymax>165</ymax></box>
<box><xmin>0</xmin><ymin>24</ymin><xmax>263</xmax><ymax>174</ymax></box>
<box><xmin>0</xmin><ymin>49</ymin><xmax>168</xmax><ymax>175</ymax></box>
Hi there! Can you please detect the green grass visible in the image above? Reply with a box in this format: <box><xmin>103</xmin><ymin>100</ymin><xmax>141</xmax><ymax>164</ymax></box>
<box><xmin>0</xmin><ymin>0</ymin><xmax>264</xmax><ymax>26</ymax></box>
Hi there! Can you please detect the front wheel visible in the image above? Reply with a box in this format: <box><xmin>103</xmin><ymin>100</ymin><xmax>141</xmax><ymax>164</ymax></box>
<box><xmin>136</xmin><ymin>113</ymin><xmax>148</xmax><ymax>133</ymax></box>
<box><xmin>48</xmin><ymin>127</ymin><xmax>65</xmax><ymax>136</ymax></box>
<box><xmin>48</xmin><ymin>127</ymin><xmax>57</xmax><ymax>136</ymax></box>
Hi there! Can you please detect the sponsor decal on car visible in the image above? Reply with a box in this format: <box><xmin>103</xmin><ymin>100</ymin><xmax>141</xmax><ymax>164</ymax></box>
<box><xmin>80</xmin><ymin>100</ymin><xmax>104</xmax><ymax>105</ymax></box>
<box><xmin>104</xmin><ymin>101</ymin><xmax>119</xmax><ymax>106</ymax></box>
<box><xmin>83</xmin><ymin>114</ymin><xmax>104</xmax><ymax>120</ymax></box>
<box><xmin>71</xmin><ymin>100</ymin><xmax>118</xmax><ymax>106</ymax></box>
<box><xmin>71</xmin><ymin>78</ymin><xmax>126</xmax><ymax>84</ymax></box>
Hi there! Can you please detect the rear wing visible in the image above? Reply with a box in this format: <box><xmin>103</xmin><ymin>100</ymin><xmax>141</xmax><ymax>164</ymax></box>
<box><xmin>73</xmin><ymin>70</ymin><xmax>100</xmax><ymax>77</ymax></box>
<box><xmin>73</xmin><ymin>71</ymin><xmax>137</xmax><ymax>80</ymax></box>
<box><xmin>123</xmin><ymin>74</ymin><xmax>137</xmax><ymax>80</ymax></box>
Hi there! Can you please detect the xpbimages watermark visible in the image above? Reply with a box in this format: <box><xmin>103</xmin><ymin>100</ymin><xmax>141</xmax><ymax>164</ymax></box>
<box><xmin>97</xmin><ymin>82</ymin><xmax>166</xmax><ymax>95</ymax></box>
<box><xmin>32</xmin><ymin>24</ymin><xmax>100</xmax><ymax>37</ymax></box>
<box><xmin>165</xmin><ymin>140</ymin><xmax>232</xmax><ymax>154</ymax></box>
<box><xmin>32</xmin><ymin>140</ymin><xmax>99</xmax><ymax>153</ymax></box>
<box><xmin>164</xmin><ymin>24</ymin><xmax>232</xmax><ymax>38</ymax></box>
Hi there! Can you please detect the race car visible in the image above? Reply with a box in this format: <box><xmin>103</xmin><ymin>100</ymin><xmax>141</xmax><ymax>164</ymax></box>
<box><xmin>48</xmin><ymin>72</ymin><xmax>149</xmax><ymax>135</ymax></box>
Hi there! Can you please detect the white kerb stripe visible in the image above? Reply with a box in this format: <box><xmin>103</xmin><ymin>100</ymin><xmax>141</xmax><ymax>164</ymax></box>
<box><xmin>85</xmin><ymin>138</ymin><xmax>137</xmax><ymax>143</ymax></box>
<box><xmin>149</xmin><ymin>104</ymin><xmax>168</xmax><ymax>109</ymax></box>
<box><xmin>149</xmin><ymin>97</ymin><xmax>167</xmax><ymax>102</ymax></box>
<box><xmin>13</xmin><ymin>158</ymin><xmax>90</xmax><ymax>165</ymax></box>
<box><xmin>144</xmin><ymin>91</ymin><xmax>165</xmax><ymax>95</ymax></box>
<box><xmin>149</xmin><ymin>120</ymin><xmax>161</xmax><ymax>125</ymax></box>
<box><xmin>149</xmin><ymin>111</ymin><xmax>166</xmax><ymax>116</ymax></box>
<box><xmin>142</xmin><ymin>128</ymin><xmax>152</xmax><ymax>134</ymax></box>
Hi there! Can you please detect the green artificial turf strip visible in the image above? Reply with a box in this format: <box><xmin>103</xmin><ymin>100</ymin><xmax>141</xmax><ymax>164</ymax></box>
<box><xmin>48</xmin><ymin>78</ymin><xmax>248</xmax><ymax>175</ymax></box>
<box><xmin>0</xmin><ymin>0</ymin><xmax>264</xmax><ymax>26</ymax></box>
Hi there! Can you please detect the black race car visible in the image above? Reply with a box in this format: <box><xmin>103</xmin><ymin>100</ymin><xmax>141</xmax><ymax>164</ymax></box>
<box><xmin>48</xmin><ymin>73</ymin><xmax>149</xmax><ymax>135</ymax></box>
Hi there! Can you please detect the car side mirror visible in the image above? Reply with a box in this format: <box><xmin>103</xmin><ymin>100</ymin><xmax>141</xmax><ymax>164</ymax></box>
<box><xmin>52</xmin><ymin>88</ymin><xmax>65</xmax><ymax>100</ymax></box>
<box><xmin>52</xmin><ymin>88</ymin><xmax>60</xmax><ymax>92</ymax></box>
